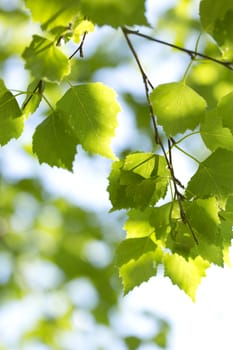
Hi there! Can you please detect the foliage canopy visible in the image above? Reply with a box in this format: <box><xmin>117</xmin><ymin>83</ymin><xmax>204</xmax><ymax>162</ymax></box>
<box><xmin>1</xmin><ymin>0</ymin><xmax>233</xmax><ymax>347</ymax></box>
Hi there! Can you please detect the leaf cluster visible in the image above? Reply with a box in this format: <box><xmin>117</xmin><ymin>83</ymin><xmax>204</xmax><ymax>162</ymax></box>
<box><xmin>1</xmin><ymin>0</ymin><xmax>233</xmax><ymax>305</ymax></box>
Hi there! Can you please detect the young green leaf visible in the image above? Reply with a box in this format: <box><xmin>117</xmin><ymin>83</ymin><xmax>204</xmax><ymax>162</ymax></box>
<box><xmin>150</xmin><ymin>82</ymin><xmax>207</xmax><ymax>136</ymax></box>
<box><xmin>0</xmin><ymin>80</ymin><xmax>23</xmax><ymax>145</ymax></box>
<box><xmin>200</xmin><ymin>109</ymin><xmax>233</xmax><ymax>151</ymax></box>
<box><xmin>32</xmin><ymin>112</ymin><xmax>78</xmax><ymax>170</ymax></box>
<box><xmin>56</xmin><ymin>82</ymin><xmax>120</xmax><ymax>159</ymax></box>
<box><xmin>73</xmin><ymin>19</ymin><xmax>95</xmax><ymax>43</ymax></box>
<box><xmin>79</xmin><ymin>0</ymin><xmax>147</xmax><ymax>27</ymax></box>
<box><xmin>108</xmin><ymin>153</ymin><xmax>169</xmax><ymax>210</ymax></box>
<box><xmin>119</xmin><ymin>250</ymin><xmax>162</xmax><ymax>295</ymax></box>
<box><xmin>164</xmin><ymin>254</ymin><xmax>209</xmax><ymax>301</ymax></box>
<box><xmin>124</xmin><ymin>208</ymin><xmax>155</xmax><ymax>239</ymax></box>
<box><xmin>187</xmin><ymin>149</ymin><xmax>233</xmax><ymax>199</ymax></box>
<box><xmin>116</xmin><ymin>237</ymin><xmax>157</xmax><ymax>267</ymax></box>
<box><xmin>22</xmin><ymin>35</ymin><xmax>70</xmax><ymax>82</ymax></box>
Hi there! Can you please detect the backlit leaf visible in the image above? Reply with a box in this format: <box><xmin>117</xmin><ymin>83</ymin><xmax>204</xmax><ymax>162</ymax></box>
<box><xmin>187</xmin><ymin>149</ymin><xmax>233</xmax><ymax>199</ymax></box>
<box><xmin>116</xmin><ymin>237</ymin><xmax>157</xmax><ymax>267</ymax></box>
<box><xmin>150</xmin><ymin>82</ymin><xmax>207</xmax><ymax>136</ymax></box>
<box><xmin>73</xmin><ymin>19</ymin><xmax>95</xmax><ymax>43</ymax></box>
<box><xmin>108</xmin><ymin>153</ymin><xmax>169</xmax><ymax>210</ymax></box>
<box><xmin>200</xmin><ymin>109</ymin><xmax>233</xmax><ymax>151</ymax></box>
<box><xmin>164</xmin><ymin>253</ymin><xmax>209</xmax><ymax>301</ymax></box>
<box><xmin>0</xmin><ymin>80</ymin><xmax>23</xmax><ymax>145</ymax></box>
<box><xmin>22</xmin><ymin>35</ymin><xmax>70</xmax><ymax>82</ymax></box>
<box><xmin>33</xmin><ymin>112</ymin><xmax>77</xmax><ymax>170</ymax></box>
<box><xmin>56</xmin><ymin>82</ymin><xmax>120</xmax><ymax>159</ymax></box>
<box><xmin>124</xmin><ymin>209</ymin><xmax>155</xmax><ymax>239</ymax></box>
<box><xmin>119</xmin><ymin>251</ymin><xmax>161</xmax><ymax>295</ymax></box>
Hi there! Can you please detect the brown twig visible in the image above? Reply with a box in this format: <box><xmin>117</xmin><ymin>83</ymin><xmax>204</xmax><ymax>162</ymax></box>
<box><xmin>124</xmin><ymin>27</ymin><xmax>233</xmax><ymax>72</ymax></box>
<box><xmin>122</xmin><ymin>27</ymin><xmax>199</xmax><ymax>244</ymax></box>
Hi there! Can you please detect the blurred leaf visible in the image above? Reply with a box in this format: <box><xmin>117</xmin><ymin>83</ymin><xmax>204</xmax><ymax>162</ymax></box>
<box><xmin>80</xmin><ymin>0</ymin><xmax>147</xmax><ymax>27</ymax></box>
<box><xmin>25</xmin><ymin>0</ymin><xmax>80</xmax><ymax>30</ymax></box>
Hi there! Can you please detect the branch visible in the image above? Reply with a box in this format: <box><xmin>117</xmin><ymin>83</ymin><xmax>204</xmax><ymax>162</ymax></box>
<box><xmin>122</xmin><ymin>27</ymin><xmax>199</xmax><ymax>244</ymax></box>
<box><xmin>69</xmin><ymin>32</ymin><xmax>88</xmax><ymax>59</ymax></box>
<box><xmin>124</xmin><ymin>27</ymin><xmax>233</xmax><ymax>72</ymax></box>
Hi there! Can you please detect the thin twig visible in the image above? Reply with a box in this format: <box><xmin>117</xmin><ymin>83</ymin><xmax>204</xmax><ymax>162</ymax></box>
<box><xmin>122</xmin><ymin>27</ymin><xmax>199</xmax><ymax>244</ymax></box>
<box><xmin>69</xmin><ymin>32</ymin><xmax>88</xmax><ymax>59</ymax></box>
<box><xmin>124</xmin><ymin>27</ymin><xmax>233</xmax><ymax>72</ymax></box>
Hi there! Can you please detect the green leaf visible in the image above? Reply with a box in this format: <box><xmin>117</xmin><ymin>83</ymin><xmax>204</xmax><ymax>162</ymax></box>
<box><xmin>187</xmin><ymin>149</ymin><xmax>233</xmax><ymax>199</ymax></box>
<box><xmin>32</xmin><ymin>112</ymin><xmax>78</xmax><ymax>170</ymax></box>
<box><xmin>116</xmin><ymin>237</ymin><xmax>157</xmax><ymax>267</ymax></box>
<box><xmin>186</xmin><ymin>197</ymin><xmax>220</xmax><ymax>242</ymax></box>
<box><xmin>22</xmin><ymin>35</ymin><xmax>70</xmax><ymax>82</ymax></box>
<box><xmin>79</xmin><ymin>0</ymin><xmax>147</xmax><ymax>27</ymax></box>
<box><xmin>200</xmin><ymin>109</ymin><xmax>233</xmax><ymax>151</ymax></box>
<box><xmin>149</xmin><ymin>202</ymin><xmax>174</xmax><ymax>240</ymax></box>
<box><xmin>185</xmin><ymin>197</ymin><xmax>223</xmax><ymax>265</ymax></box>
<box><xmin>56</xmin><ymin>82</ymin><xmax>120</xmax><ymax>159</ymax></box>
<box><xmin>150</xmin><ymin>82</ymin><xmax>207</xmax><ymax>136</ymax></box>
<box><xmin>22</xmin><ymin>80</ymin><xmax>44</xmax><ymax>117</ymax></box>
<box><xmin>200</xmin><ymin>0</ymin><xmax>233</xmax><ymax>60</ymax></box>
<box><xmin>123</xmin><ymin>152</ymin><xmax>156</xmax><ymax>178</ymax></box>
<box><xmin>119</xmin><ymin>250</ymin><xmax>161</xmax><ymax>295</ymax></box>
<box><xmin>124</xmin><ymin>208</ymin><xmax>155</xmax><ymax>239</ymax></box>
<box><xmin>217</xmin><ymin>90</ymin><xmax>233</xmax><ymax>132</ymax></box>
<box><xmin>73</xmin><ymin>19</ymin><xmax>95</xmax><ymax>43</ymax></box>
<box><xmin>164</xmin><ymin>254</ymin><xmax>209</xmax><ymax>301</ymax></box>
<box><xmin>0</xmin><ymin>80</ymin><xmax>23</xmax><ymax>145</ymax></box>
<box><xmin>108</xmin><ymin>153</ymin><xmax>169</xmax><ymax>210</ymax></box>
<box><xmin>25</xmin><ymin>0</ymin><xmax>80</xmax><ymax>30</ymax></box>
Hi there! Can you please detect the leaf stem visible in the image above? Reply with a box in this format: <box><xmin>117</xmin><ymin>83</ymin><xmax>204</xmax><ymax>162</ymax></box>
<box><xmin>173</xmin><ymin>143</ymin><xmax>201</xmax><ymax>165</ymax></box>
<box><xmin>41</xmin><ymin>94</ymin><xmax>55</xmax><ymax>113</ymax></box>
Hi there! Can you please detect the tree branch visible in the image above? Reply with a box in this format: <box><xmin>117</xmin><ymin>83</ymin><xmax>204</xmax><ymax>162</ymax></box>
<box><xmin>69</xmin><ymin>31</ymin><xmax>88</xmax><ymax>60</ymax></box>
<box><xmin>122</xmin><ymin>27</ymin><xmax>199</xmax><ymax>244</ymax></box>
<box><xmin>124</xmin><ymin>27</ymin><xmax>233</xmax><ymax>72</ymax></box>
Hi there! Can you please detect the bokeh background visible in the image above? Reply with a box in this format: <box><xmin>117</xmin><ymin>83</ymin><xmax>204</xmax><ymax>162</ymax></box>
<box><xmin>1</xmin><ymin>0</ymin><xmax>233</xmax><ymax>349</ymax></box>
